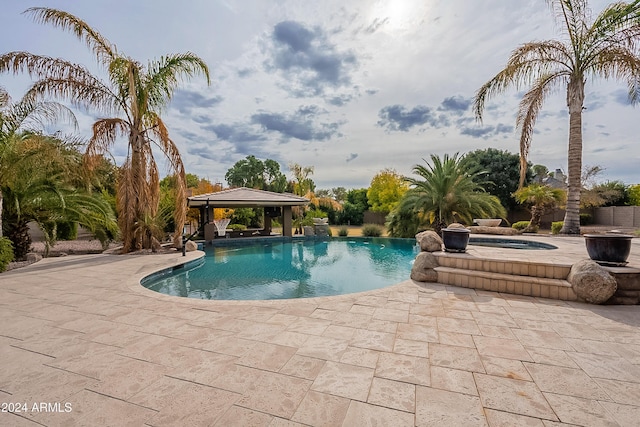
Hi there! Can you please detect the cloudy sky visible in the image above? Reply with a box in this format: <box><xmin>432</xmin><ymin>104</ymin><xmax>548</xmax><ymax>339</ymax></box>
<box><xmin>1</xmin><ymin>0</ymin><xmax>639</xmax><ymax>189</ymax></box>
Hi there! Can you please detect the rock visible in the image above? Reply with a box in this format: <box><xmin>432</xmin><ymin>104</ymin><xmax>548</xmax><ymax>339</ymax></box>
<box><xmin>25</xmin><ymin>253</ymin><xmax>42</xmax><ymax>263</ymax></box>
<box><xmin>567</xmin><ymin>260</ymin><xmax>617</xmax><ymax>304</ymax></box>
<box><xmin>410</xmin><ymin>252</ymin><xmax>439</xmax><ymax>282</ymax></box>
<box><xmin>185</xmin><ymin>240</ymin><xmax>198</xmax><ymax>252</ymax></box>
<box><xmin>314</xmin><ymin>224</ymin><xmax>330</xmax><ymax>237</ymax></box>
<box><xmin>416</xmin><ymin>231</ymin><xmax>443</xmax><ymax>252</ymax></box>
<box><xmin>303</xmin><ymin>226</ymin><xmax>315</xmax><ymax>236</ymax></box>
<box><xmin>151</xmin><ymin>237</ymin><xmax>161</xmax><ymax>253</ymax></box>
<box><xmin>447</xmin><ymin>223</ymin><xmax>467</xmax><ymax>229</ymax></box>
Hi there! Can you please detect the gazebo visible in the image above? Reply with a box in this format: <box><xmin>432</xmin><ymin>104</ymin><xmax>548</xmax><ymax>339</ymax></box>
<box><xmin>187</xmin><ymin>187</ymin><xmax>310</xmax><ymax>239</ymax></box>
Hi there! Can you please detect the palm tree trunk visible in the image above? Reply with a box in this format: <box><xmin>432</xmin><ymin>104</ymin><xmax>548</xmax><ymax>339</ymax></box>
<box><xmin>526</xmin><ymin>205</ymin><xmax>543</xmax><ymax>232</ymax></box>
<box><xmin>560</xmin><ymin>77</ymin><xmax>584</xmax><ymax>235</ymax></box>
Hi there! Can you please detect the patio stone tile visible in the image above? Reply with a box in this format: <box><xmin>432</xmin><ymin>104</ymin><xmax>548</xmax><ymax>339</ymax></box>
<box><xmin>311</xmin><ymin>361</ymin><xmax>374</xmax><ymax>401</ymax></box>
<box><xmin>568</xmin><ymin>351</ymin><xmax>640</xmax><ymax>381</ymax></box>
<box><xmin>608</xmin><ymin>342</ymin><xmax>640</xmax><ymax>364</ymax></box>
<box><xmin>285</xmin><ymin>317</ymin><xmax>330</xmax><ymax>336</ymax></box>
<box><xmin>437</xmin><ymin>316</ymin><xmax>481</xmax><ymax>335</ymax></box>
<box><xmin>514</xmin><ymin>318</ymin><xmax>558</xmax><ymax>332</ymax></box>
<box><xmin>543</xmin><ymin>392</ymin><xmax>618</xmax><ymax>427</ymax></box>
<box><xmin>10</xmin><ymin>326</ymin><xmax>87</xmax><ymax>358</ymax></box>
<box><xmin>474</xmin><ymin>373</ymin><xmax>558</xmax><ymax>421</ymax></box>
<box><xmin>236</xmin><ymin>342</ymin><xmax>296</xmax><ymax>372</ymax></box>
<box><xmin>10</xmin><ymin>365</ymin><xmax>98</xmax><ymax>404</ymax></box>
<box><xmin>349</xmin><ymin>304</ymin><xmax>376</xmax><ymax>315</ymax></box>
<box><xmin>481</xmin><ymin>356</ymin><xmax>532</xmax><ymax>381</ymax></box>
<box><xmin>512</xmin><ymin>329</ymin><xmax>575</xmax><ymax>351</ymax></box>
<box><xmin>169</xmin><ymin>353</ymin><xmax>260</xmax><ymax>394</ymax></box>
<box><xmin>599</xmin><ymin>401</ymin><xmax>640</xmax><ymax>427</ymax></box>
<box><xmin>525</xmin><ymin>347</ymin><xmax>579</xmax><ymax>369</ymax></box>
<box><xmin>595</xmin><ymin>378</ymin><xmax>640</xmax><ymax>406</ymax></box>
<box><xmin>524</xmin><ymin>362</ymin><xmax>611</xmax><ymax>400</ymax></box>
<box><xmin>484</xmin><ymin>408</ymin><xmax>545</xmax><ymax>426</ymax></box>
<box><xmin>269</xmin><ymin>418</ymin><xmax>306</xmax><ymax>426</ymax></box>
<box><xmin>213</xmin><ymin>405</ymin><xmax>273</xmax><ymax>426</ymax></box>
<box><xmin>0</xmin><ymin>315</ymin><xmax>53</xmax><ymax>340</ymax></box>
<box><xmin>296</xmin><ymin>335</ymin><xmax>349</xmax><ymax>361</ymax></box>
<box><xmin>477</xmin><ymin>324</ymin><xmax>516</xmax><ymax>339</ymax></box>
<box><xmin>415</xmin><ymin>386</ymin><xmax>487</xmax><ymax>426</ymax></box>
<box><xmin>0</xmin><ymin>347</ymin><xmax>56</xmax><ymax>393</ymax></box>
<box><xmin>563</xmin><ymin>337</ymin><xmax>620</xmax><ymax>356</ymax></box>
<box><xmin>443</xmin><ymin>309</ymin><xmax>475</xmax><ymax>320</ymax></box>
<box><xmin>354</xmin><ymin>295</ymin><xmax>388</xmax><ymax>307</ymax></box>
<box><xmin>350</xmin><ymin>329</ymin><xmax>395</xmax><ymax>352</ymax></box>
<box><xmin>331</xmin><ymin>311</ymin><xmax>371</xmax><ymax>328</ymax></box>
<box><xmin>438</xmin><ymin>331</ymin><xmax>475</xmax><ymax>348</ymax></box>
<box><xmin>291</xmin><ymin>390</ymin><xmax>350</xmax><ymax>426</ymax></box>
<box><xmin>265</xmin><ymin>330</ymin><xmax>310</xmax><ymax>348</ymax></box>
<box><xmin>471</xmin><ymin>311</ymin><xmax>519</xmax><ymax>328</ymax></box>
<box><xmin>430</xmin><ymin>366</ymin><xmax>478</xmax><ymax>395</ymax></box>
<box><xmin>409</xmin><ymin>313</ymin><xmax>440</xmax><ymax>326</ymax></box>
<box><xmin>237</xmin><ymin>371</ymin><xmax>312</xmax><ymax>418</ymax></box>
<box><xmin>343</xmin><ymin>400</ymin><xmax>415</xmax><ymax>426</ymax></box>
<box><xmin>279</xmin><ymin>355</ymin><xmax>326</xmax><ymax>380</ymax></box>
<box><xmin>473</xmin><ymin>336</ymin><xmax>534</xmax><ymax>361</ymax></box>
<box><xmin>375</xmin><ymin>352</ymin><xmax>430</xmax><ymax>386</ymax></box>
<box><xmin>551</xmin><ymin>321</ymin><xmax>610</xmax><ymax>342</ymax></box>
<box><xmin>339</xmin><ymin>346</ymin><xmax>380</xmax><ymax>368</ymax></box>
<box><xmin>278</xmin><ymin>302</ymin><xmax>317</xmax><ymax>317</ymax></box>
<box><xmin>322</xmin><ymin>324</ymin><xmax>356</xmax><ymax>340</ymax></box>
<box><xmin>409</xmin><ymin>303</ymin><xmax>444</xmax><ymax>317</ymax></box>
<box><xmin>393</xmin><ymin>337</ymin><xmax>429</xmax><ymax>357</ymax></box>
<box><xmin>372</xmin><ymin>307</ymin><xmax>408</xmax><ymax>323</ymax></box>
<box><xmin>0</xmin><ymin>412</ymin><xmax>42</xmax><ymax>427</ymax></box>
<box><xmin>185</xmin><ymin>331</ymin><xmax>257</xmax><ymax>357</ymax></box>
<box><xmin>83</xmin><ymin>323</ymin><xmax>153</xmax><ymax>347</ymax></box>
<box><xmin>429</xmin><ymin>343</ymin><xmax>485</xmax><ymax>373</ymax></box>
<box><xmin>236</xmin><ymin>322</ymin><xmax>287</xmax><ymax>341</ymax></box>
<box><xmin>129</xmin><ymin>376</ymin><xmax>239</xmax><ymax>426</ymax></box>
<box><xmin>367</xmin><ymin>377</ymin><xmax>415</xmax><ymax>412</ymax></box>
<box><xmin>366</xmin><ymin>319</ymin><xmax>399</xmax><ymax>334</ymax></box>
<box><xmin>309</xmin><ymin>308</ymin><xmax>339</xmax><ymax>320</ymax></box>
<box><xmin>397</xmin><ymin>323</ymin><xmax>438</xmax><ymax>342</ymax></box>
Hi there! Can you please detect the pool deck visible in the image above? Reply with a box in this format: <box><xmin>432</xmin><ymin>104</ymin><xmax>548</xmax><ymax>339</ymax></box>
<box><xmin>1</xmin><ymin>236</ymin><xmax>640</xmax><ymax>426</ymax></box>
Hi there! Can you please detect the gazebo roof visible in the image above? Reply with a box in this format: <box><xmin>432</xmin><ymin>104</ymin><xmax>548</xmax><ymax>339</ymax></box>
<box><xmin>187</xmin><ymin>187</ymin><xmax>310</xmax><ymax>208</ymax></box>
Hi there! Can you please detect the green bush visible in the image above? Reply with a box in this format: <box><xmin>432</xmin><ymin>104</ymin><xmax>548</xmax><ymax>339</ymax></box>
<box><xmin>580</xmin><ymin>213</ymin><xmax>593</xmax><ymax>226</ymax></box>
<box><xmin>551</xmin><ymin>221</ymin><xmax>563</xmax><ymax>234</ymax></box>
<box><xmin>57</xmin><ymin>221</ymin><xmax>78</xmax><ymax>240</ymax></box>
<box><xmin>306</xmin><ymin>208</ymin><xmax>328</xmax><ymax>219</ymax></box>
<box><xmin>0</xmin><ymin>237</ymin><xmax>14</xmax><ymax>273</ymax></box>
<box><xmin>362</xmin><ymin>223</ymin><xmax>384</xmax><ymax>237</ymax></box>
<box><xmin>228</xmin><ymin>223</ymin><xmax>247</xmax><ymax>231</ymax></box>
<box><xmin>337</xmin><ymin>227</ymin><xmax>349</xmax><ymax>237</ymax></box>
<box><xmin>512</xmin><ymin>221</ymin><xmax>530</xmax><ymax>230</ymax></box>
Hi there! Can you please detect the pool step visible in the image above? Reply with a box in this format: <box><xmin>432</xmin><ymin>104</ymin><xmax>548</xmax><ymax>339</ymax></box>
<box><xmin>432</xmin><ymin>252</ymin><xmax>578</xmax><ymax>301</ymax></box>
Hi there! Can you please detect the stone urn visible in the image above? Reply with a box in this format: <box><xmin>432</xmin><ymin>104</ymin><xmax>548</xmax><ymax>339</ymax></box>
<box><xmin>584</xmin><ymin>234</ymin><xmax>633</xmax><ymax>266</ymax></box>
<box><xmin>441</xmin><ymin>228</ymin><xmax>470</xmax><ymax>253</ymax></box>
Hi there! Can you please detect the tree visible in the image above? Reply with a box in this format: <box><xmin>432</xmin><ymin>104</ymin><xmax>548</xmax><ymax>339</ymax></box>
<box><xmin>474</xmin><ymin>0</ymin><xmax>640</xmax><ymax>235</ymax></box>
<box><xmin>225</xmin><ymin>155</ymin><xmax>287</xmax><ymax>192</ymax></box>
<box><xmin>514</xmin><ymin>184</ymin><xmax>566</xmax><ymax>232</ymax></box>
<box><xmin>629</xmin><ymin>184</ymin><xmax>640</xmax><ymax>205</ymax></box>
<box><xmin>367</xmin><ymin>169</ymin><xmax>409</xmax><ymax>214</ymax></box>
<box><xmin>463</xmin><ymin>148</ymin><xmax>532</xmax><ymax>212</ymax></box>
<box><xmin>289</xmin><ymin>163</ymin><xmax>315</xmax><ymax>196</ymax></box>
<box><xmin>393</xmin><ymin>153</ymin><xmax>506</xmax><ymax>235</ymax></box>
<box><xmin>0</xmin><ymin>7</ymin><xmax>210</xmax><ymax>252</ymax></box>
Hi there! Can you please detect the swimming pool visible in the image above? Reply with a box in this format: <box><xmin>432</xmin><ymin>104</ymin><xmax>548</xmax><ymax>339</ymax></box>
<box><xmin>142</xmin><ymin>237</ymin><xmax>419</xmax><ymax>300</ymax></box>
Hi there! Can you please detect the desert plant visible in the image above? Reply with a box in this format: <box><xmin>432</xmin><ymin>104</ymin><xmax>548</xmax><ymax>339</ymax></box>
<box><xmin>551</xmin><ymin>221</ymin><xmax>564</xmax><ymax>234</ymax></box>
<box><xmin>0</xmin><ymin>236</ymin><xmax>14</xmax><ymax>272</ymax></box>
<box><xmin>337</xmin><ymin>227</ymin><xmax>349</xmax><ymax>237</ymax></box>
<box><xmin>512</xmin><ymin>221</ymin><xmax>532</xmax><ymax>231</ymax></box>
<box><xmin>580</xmin><ymin>213</ymin><xmax>593</xmax><ymax>226</ymax></box>
<box><xmin>362</xmin><ymin>223</ymin><xmax>384</xmax><ymax>237</ymax></box>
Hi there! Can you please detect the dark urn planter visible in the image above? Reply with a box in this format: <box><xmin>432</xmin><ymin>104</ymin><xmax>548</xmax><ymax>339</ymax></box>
<box><xmin>442</xmin><ymin>228</ymin><xmax>470</xmax><ymax>253</ymax></box>
<box><xmin>584</xmin><ymin>234</ymin><xmax>633</xmax><ymax>266</ymax></box>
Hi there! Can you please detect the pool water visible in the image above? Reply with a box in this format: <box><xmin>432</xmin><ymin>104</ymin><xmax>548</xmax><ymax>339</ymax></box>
<box><xmin>142</xmin><ymin>238</ymin><xmax>419</xmax><ymax>300</ymax></box>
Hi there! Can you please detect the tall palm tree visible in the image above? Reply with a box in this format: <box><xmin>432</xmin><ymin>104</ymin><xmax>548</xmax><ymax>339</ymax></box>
<box><xmin>392</xmin><ymin>153</ymin><xmax>506</xmax><ymax>236</ymax></box>
<box><xmin>474</xmin><ymin>0</ymin><xmax>640</xmax><ymax>234</ymax></box>
<box><xmin>0</xmin><ymin>7</ymin><xmax>210</xmax><ymax>252</ymax></box>
<box><xmin>514</xmin><ymin>184</ymin><xmax>566</xmax><ymax>232</ymax></box>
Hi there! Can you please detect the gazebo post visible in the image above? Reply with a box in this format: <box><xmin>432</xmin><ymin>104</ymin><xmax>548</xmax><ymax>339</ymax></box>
<box><xmin>283</xmin><ymin>206</ymin><xmax>293</xmax><ymax>237</ymax></box>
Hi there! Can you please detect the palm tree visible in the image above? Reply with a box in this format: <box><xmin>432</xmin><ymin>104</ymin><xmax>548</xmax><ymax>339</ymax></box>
<box><xmin>514</xmin><ymin>184</ymin><xmax>566</xmax><ymax>233</ymax></box>
<box><xmin>0</xmin><ymin>7</ymin><xmax>210</xmax><ymax>252</ymax></box>
<box><xmin>474</xmin><ymin>0</ymin><xmax>640</xmax><ymax>235</ymax></box>
<box><xmin>0</xmin><ymin>85</ymin><xmax>76</xmax><ymax>237</ymax></box>
<box><xmin>391</xmin><ymin>153</ymin><xmax>506</xmax><ymax>236</ymax></box>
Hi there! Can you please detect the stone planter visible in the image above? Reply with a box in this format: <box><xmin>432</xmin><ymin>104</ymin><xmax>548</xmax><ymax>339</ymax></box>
<box><xmin>584</xmin><ymin>234</ymin><xmax>633</xmax><ymax>266</ymax></box>
<box><xmin>442</xmin><ymin>228</ymin><xmax>470</xmax><ymax>253</ymax></box>
<box><xmin>473</xmin><ymin>218</ymin><xmax>502</xmax><ymax>227</ymax></box>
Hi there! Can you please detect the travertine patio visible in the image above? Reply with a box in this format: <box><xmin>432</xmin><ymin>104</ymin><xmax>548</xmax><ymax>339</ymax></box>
<box><xmin>2</xmin><ymin>236</ymin><xmax>640</xmax><ymax>426</ymax></box>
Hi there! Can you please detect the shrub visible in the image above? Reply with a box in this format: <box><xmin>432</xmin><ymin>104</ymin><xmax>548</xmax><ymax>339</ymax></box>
<box><xmin>551</xmin><ymin>221</ymin><xmax>563</xmax><ymax>234</ymax></box>
<box><xmin>306</xmin><ymin>208</ymin><xmax>328</xmax><ymax>219</ymax></box>
<box><xmin>228</xmin><ymin>223</ymin><xmax>247</xmax><ymax>231</ymax></box>
<box><xmin>337</xmin><ymin>227</ymin><xmax>349</xmax><ymax>237</ymax></box>
<box><xmin>0</xmin><ymin>237</ymin><xmax>14</xmax><ymax>273</ymax></box>
<box><xmin>580</xmin><ymin>213</ymin><xmax>593</xmax><ymax>226</ymax></box>
<box><xmin>57</xmin><ymin>221</ymin><xmax>78</xmax><ymax>240</ymax></box>
<box><xmin>512</xmin><ymin>221</ymin><xmax>530</xmax><ymax>230</ymax></box>
<box><xmin>362</xmin><ymin>223</ymin><xmax>384</xmax><ymax>237</ymax></box>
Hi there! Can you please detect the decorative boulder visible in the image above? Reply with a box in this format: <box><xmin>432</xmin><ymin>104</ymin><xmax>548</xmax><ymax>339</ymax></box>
<box><xmin>447</xmin><ymin>222</ymin><xmax>467</xmax><ymax>229</ymax></box>
<box><xmin>185</xmin><ymin>240</ymin><xmax>198</xmax><ymax>252</ymax></box>
<box><xmin>416</xmin><ymin>231</ymin><xmax>443</xmax><ymax>252</ymax></box>
<box><xmin>410</xmin><ymin>252</ymin><xmax>439</xmax><ymax>282</ymax></box>
<box><xmin>567</xmin><ymin>260</ymin><xmax>617</xmax><ymax>304</ymax></box>
<box><xmin>25</xmin><ymin>253</ymin><xmax>42</xmax><ymax>263</ymax></box>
